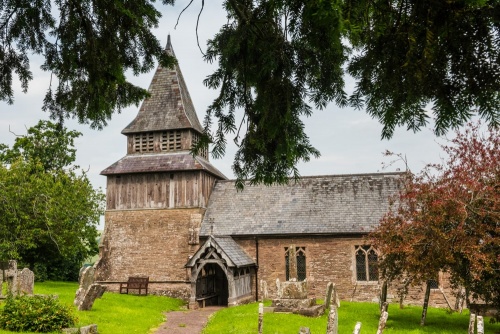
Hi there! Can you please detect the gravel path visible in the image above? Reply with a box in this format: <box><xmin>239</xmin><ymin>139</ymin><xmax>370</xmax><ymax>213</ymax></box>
<box><xmin>154</xmin><ymin>306</ymin><xmax>223</xmax><ymax>334</ymax></box>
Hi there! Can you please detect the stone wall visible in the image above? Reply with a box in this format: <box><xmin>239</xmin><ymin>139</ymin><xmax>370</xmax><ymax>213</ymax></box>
<box><xmin>95</xmin><ymin>209</ymin><xmax>457</xmax><ymax>308</ymax></box>
<box><xmin>235</xmin><ymin>236</ymin><xmax>457</xmax><ymax>308</ymax></box>
<box><xmin>95</xmin><ymin>207</ymin><xmax>204</xmax><ymax>298</ymax></box>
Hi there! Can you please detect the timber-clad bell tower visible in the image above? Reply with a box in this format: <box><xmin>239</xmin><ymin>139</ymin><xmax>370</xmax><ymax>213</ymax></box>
<box><xmin>95</xmin><ymin>36</ymin><xmax>226</xmax><ymax>298</ymax></box>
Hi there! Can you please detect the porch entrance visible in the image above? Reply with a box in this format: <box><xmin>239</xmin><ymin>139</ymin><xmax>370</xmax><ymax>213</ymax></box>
<box><xmin>195</xmin><ymin>263</ymin><xmax>228</xmax><ymax>307</ymax></box>
<box><xmin>185</xmin><ymin>235</ymin><xmax>256</xmax><ymax>309</ymax></box>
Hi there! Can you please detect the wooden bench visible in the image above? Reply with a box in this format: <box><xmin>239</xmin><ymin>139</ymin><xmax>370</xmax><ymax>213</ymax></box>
<box><xmin>119</xmin><ymin>277</ymin><xmax>149</xmax><ymax>296</ymax></box>
<box><xmin>196</xmin><ymin>293</ymin><xmax>218</xmax><ymax>307</ymax></box>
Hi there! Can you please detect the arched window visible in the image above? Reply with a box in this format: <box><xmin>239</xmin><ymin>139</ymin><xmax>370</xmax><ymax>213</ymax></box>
<box><xmin>285</xmin><ymin>247</ymin><xmax>306</xmax><ymax>281</ymax></box>
<box><xmin>355</xmin><ymin>245</ymin><xmax>378</xmax><ymax>282</ymax></box>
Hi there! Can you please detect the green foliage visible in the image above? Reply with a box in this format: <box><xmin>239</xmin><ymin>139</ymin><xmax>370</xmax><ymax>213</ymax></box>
<box><xmin>2</xmin><ymin>1</ymin><xmax>500</xmax><ymax>186</ymax></box>
<box><xmin>372</xmin><ymin>123</ymin><xmax>500</xmax><ymax>319</ymax></box>
<box><xmin>0</xmin><ymin>120</ymin><xmax>81</xmax><ymax>172</ymax></box>
<box><xmin>0</xmin><ymin>294</ymin><xmax>77</xmax><ymax>333</ymax></box>
<box><xmin>0</xmin><ymin>0</ymin><xmax>175</xmax><ymax>129</ymax></box>
<box><xmin>0</xmin><ymin>121</ymin><xmax>104</xmax><ymax>280</ymax></box>
<box><xmin>196</xmin><ymin>0</ymin><xmax>500</xmax><ymax>186</ymax></box>
<box><xmin>346</xmin><ymin>0</ymin><xmax>500</xmax><ymax>138</ymax></box>
<box><xmin>199</xmin><ymin>0</ymin><xmax>347</xmax><ymax>187</ymax></box>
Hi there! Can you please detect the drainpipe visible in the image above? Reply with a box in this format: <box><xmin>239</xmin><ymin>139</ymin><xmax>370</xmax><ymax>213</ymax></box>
<box><xmin>255</xmin><ymin>237</ymin><xmax>259</xmax><ymax>302</ymax></box>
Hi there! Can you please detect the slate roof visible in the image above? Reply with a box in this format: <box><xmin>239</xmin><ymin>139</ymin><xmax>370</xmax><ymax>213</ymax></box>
<box><xmin>212</xmin><ymin>236</ymin><xmax>256</xmax><ymax>267</ymax></box>
<box><xmin>200</xmin><ymin>173</ymin><xmax>403</xmax><ymax>236</ymax></box>
<box><xmin>100</xmin><ymin>152</ymin><xmax>226</xmax><ymax>179</ymax></box>
<box><xmin>122</xmin><ymin>36</ymin><xmax>204</xmax><ymax>134</ymax></box>
<box><xmin>185</xmin><ymin>235</ymin><xmax>256</xmax><ymax>268</ymax></box>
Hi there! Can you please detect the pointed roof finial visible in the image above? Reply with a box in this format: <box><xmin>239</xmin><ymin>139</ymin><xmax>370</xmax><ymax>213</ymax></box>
<box><xmin>166</xmin><ymin>34</ymin><xmax>172</xmax><ymax>52</ymax></box>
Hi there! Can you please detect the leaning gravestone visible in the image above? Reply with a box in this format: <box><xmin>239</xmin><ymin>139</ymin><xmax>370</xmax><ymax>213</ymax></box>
<box><xmin>77</xmin><ymin>284</ymin><xmax>107</xmax><ymax>311</ymax></box>
<box><xmin>17</xmin><ymin>268</ymin><xmax>34</xmax><ymax>295</ymax></box>
<box><xmin>74</xmin><ymin>266</ymin><xmax>106</xmax><ymax>311</ymax></box>
<box><xmin>74</xmin><ymin>266</ymin><xmax>95</xmax><ymax>306</ymax></box>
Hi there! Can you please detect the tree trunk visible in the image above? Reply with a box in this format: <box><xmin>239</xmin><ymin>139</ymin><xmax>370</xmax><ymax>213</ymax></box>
<box><xmin>380</xmin><ymin>280</ymin><xmax>388</xmax><ymax>313</ymax></box>
<box><xmin>420</xmin><ymin>280</ymin><xmax>431</xmax><ymax>326</ymax></box>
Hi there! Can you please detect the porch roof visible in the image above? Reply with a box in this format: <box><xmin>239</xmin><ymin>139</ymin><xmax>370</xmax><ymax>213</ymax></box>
<box><xmin>185</xmin><ymin>236</ymin><xmax>255</xmax><ymax>268</ymax></box>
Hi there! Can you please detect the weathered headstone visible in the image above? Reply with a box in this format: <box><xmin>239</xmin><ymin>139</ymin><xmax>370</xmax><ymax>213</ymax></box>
<box><xmin>74</xmin><ymin>266</ymin><xmax>95</xmax><ymax>306</ymax></box>
<box><xmin>77</xmin><ymin>284</ymin><xmax>107</xmax><ymax>311</ymax></box>
<box><xmin>376</xmin><ymin>311</ymin><xmax>388</xmax><ymax>334</ymax></box>
<box><xmin>62</xmin><ymin>324</ymin><xmax>98</xmax><ymax>334</ymax></box>
<box><xmin>468</xmin><ymin>313</ymin><xmax>476</xmax><ymax>334</ymax></box>
<box><xmin>258</xmin><ymin>303</ymin><xmax>264</xmax><ymax>334</ymax></box>
<box><xmin>17</xmin><ymin>268</ymin><xmax>34</xmax><ymax>295</ymax></box>
<box><xmin>477</xmin><ymin>315</ymin><xmax>484</xmax><ymax>334</ymax></box>
<box><xmin>325</xmin><ymin>282</ymin><xmax>334</xmax><ymax>309</ymax></box>
<box><xmin>272</xmin><ymin>278</ymin><xmax>324</xmax><ymax>317</ymax></box>
<box><xmin>326</xmin><ymin>304</ymin><xmax>338</xmax><ymax>334</ymax></box>
<box><xmin>288</xmin><ymin>245</ymin><xmax>298</xmax><ymax>280</ymax></box>
<box><xmin>298</xmin><ymin>327</ymin><xmax>311</xmax><ymax>334</ymax></box>
<box><xmin>5</xmin><ymin>260</ymin><xmax>18</xmax><ymax>295</ymax></box>
<box><xmin>353</xmin><ymin>322</ymin><xmax>362</xmax><ymax>334</ymax></box>
<box><xmin>260</xmin><ymin>280</ymin><xmax>268</xmax><ymax>301</ymax></box>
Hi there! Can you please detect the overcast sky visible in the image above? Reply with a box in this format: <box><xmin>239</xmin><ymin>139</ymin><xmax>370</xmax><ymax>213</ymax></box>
<box><xmin>1</xmin><ymin>1</ymin><xmax>450</xmax><ymax>205</ymax></box>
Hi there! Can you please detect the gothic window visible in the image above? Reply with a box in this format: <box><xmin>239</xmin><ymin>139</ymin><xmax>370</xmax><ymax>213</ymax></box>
<box><xmin>355</xmin><ymin>245</ymin><xmax>378</xmax><ymax>282</ymax></box>
<box><xmin>428</xmin><ymin>279</ymin><xmax>439</xmax><ymax>289</ymax></box>
<box><xmin>285</xmin><ymin>247</ymin><xmax>306</xmax><ymax>281</ymax></box>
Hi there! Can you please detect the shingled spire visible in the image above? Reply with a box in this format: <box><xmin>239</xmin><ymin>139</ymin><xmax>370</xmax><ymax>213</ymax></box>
<box><xmin>101</xmin><ymin>36</ymin><xmax>226</xmax><ymax>180</ymax></box>
<box><xmin>122</xmin><ymin>35</ymin><xmax>203</xmax><ymax>134</ymax></box>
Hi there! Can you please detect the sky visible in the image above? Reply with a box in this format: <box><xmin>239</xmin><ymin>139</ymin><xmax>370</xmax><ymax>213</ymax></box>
<box><xmin>0</xmin><ymin>1</ymin><xmax>450</xmax><ymax>211</ymax></box>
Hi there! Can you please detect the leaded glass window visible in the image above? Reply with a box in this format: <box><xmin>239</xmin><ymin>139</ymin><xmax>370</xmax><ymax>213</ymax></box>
<box><xmin>355</xmin><ymin>245</ymin><xmax>378</xmax><ymax>282</ymax></box>
<box><xmin>428</xmin><ymin>279</ymin><xmax>439</xmax><ymax>289</ymax></box>
<box><xmin>285</xmin><ymin>247</ymin><xmax>306</xmax><ymax>281</ymax></box>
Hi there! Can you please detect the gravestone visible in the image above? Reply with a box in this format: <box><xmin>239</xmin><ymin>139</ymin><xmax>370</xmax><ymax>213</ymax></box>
<box><xmin>260</xmin><ymin>280</ymin><xmax>268</xmax><ymax>301</ymax></box>
<box><xmin>298</xmin><ymin>327</ymin><xmax>311</xmax><ymax>334</ymax></box>
<box><xmin>17</xmin><ymin>268</ymin><xmax>34</xmax><ymax>295</ymax></box>
<box><xmin>77</xmin><ymin>284</ymin><xmax>107</xmax><ymax>311</ymax></box>
<box><xmin>74</xmin><ymin>266</ymin><xmax>106</xmax><ymax>311</ymax></box>
<box><xmin>271</xmin><ymin>261</ymin><xmax>324</xmax><ymax>317</ymax></box>
<box><xmin>63</xmin><ymin>324</ymin><xmax>98</xmax><ymax>334</ymax></box>
<box><xmin>325</xmin><ymin>282</ymin><xmax>334</xmax><ymax>309</ymax></box>
<box><xmin>74</xmin><ymin>266</ymin><xmax>95</xmax><ymax>306</ymax></box>
<box><xmin>5</xmin><ymin>260</ymin><xmax>18</xmax><ymax>295</ymax></box>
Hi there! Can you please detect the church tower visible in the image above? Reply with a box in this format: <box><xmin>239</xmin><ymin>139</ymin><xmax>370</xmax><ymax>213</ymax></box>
<box><xmin>96</xmin><ymin>37</ymin><xmax>226</xmax><ymax>298</ymax></box>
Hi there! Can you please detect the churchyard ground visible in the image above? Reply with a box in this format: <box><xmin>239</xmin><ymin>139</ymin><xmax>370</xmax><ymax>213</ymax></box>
<box><xmin>0</xmin><ymin>282</ymin><xmax>499</xmax><ymax>333</ymax></box>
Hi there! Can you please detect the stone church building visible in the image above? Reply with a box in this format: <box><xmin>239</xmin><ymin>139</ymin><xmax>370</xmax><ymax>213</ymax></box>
<box><xmin>95</xmin><ymin>37</ymin><xmax>456</xmax><ymax>309</ymax></box>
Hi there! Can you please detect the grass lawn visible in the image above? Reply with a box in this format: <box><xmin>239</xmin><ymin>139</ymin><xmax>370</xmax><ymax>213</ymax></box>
<box><xmin>0</xmin><ymin>281</ymin><xmax>185</xmax><ymax>334</ymax></box>
<box><xmin>202</xmin><ymin>300</ymin><xmax>500</xmax><ymax>334</ymax></box>
<box><xmin>2</xmin><ymin>283</ymin><xmax>499</xmax><ymax>334</ymax></box>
